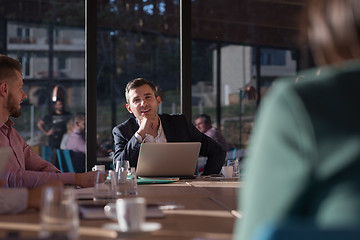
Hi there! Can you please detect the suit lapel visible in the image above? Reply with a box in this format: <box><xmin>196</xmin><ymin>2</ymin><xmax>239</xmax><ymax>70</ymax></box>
<box><xmin>132</xmin><ymin>118</ymin><xmax>139</xmax><ymax>131</ymax></box>
<box><xmin>159</xmin><ymin>115</ymin><xmax>173</xmax><ymax>142</ymax></box>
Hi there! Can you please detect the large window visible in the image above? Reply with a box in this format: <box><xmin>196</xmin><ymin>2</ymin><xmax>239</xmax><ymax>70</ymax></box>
<box><xmin>190</xmin><ymin>0</ymin><xmax>303</xmax><ymax>152</ymax></box>
<box><xmin>1</xmin><ymin>0</ymin><xmax>310</xmax><ymax>170</ymax></box>
<box><xmin>1</xmin><ymin>1</ymin><xmax>85</xmax><ymax>158</ymax></box>
<box><xmin>96</xmin><ymin>0</ymin><xmax>180</xmax><ymax>158</ymax></box>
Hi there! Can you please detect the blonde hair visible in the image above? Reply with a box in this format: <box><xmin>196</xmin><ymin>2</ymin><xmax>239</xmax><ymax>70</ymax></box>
<box><xmin>305</xmin><ymin>0</ymin><xmax>360</xmax><ymax>65</ymax></box>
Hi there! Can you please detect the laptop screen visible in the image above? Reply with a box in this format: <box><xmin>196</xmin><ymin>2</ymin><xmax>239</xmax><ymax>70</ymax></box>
<box><xmin>136</xmin><ymin>142</ymin><xmax>201</xmax><ymax>177</ymax></box>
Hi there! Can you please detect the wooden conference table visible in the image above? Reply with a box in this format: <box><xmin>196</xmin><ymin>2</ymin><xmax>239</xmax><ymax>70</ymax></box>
<box><xmin>0</xmin><ymin>177</ymin><xmax>241</xmax><ymax>240</ymax></box>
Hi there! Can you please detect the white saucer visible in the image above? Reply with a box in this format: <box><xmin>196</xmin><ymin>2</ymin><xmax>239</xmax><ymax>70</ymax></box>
<box><xmin>102</xmin><ymin>222</ymin><xmax>161</xmax><ymax>235</ymax></box>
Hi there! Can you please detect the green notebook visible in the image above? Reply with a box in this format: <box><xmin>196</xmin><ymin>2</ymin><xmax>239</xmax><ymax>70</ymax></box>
<box><xmin>137</xmin><ymin>177</ymin><xmax>178</xmax><ymax>185</ymax></box>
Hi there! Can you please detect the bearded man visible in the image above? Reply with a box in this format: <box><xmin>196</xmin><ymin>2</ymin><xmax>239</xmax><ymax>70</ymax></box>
<box><xmin>0</xmin><ymin>55</ymin><xmax>98</xmax><ymax>188</ymax></box>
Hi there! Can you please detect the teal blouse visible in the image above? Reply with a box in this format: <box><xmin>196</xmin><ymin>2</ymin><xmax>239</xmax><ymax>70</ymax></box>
<box><xmin>235</xmin><ymin>61</ymin><xmax>360</xmax><ymax>240</ymax></box>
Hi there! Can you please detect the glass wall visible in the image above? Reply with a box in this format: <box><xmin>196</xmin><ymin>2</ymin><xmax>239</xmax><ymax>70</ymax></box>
<box><xmin>96</xmin><ymin>0</ymin><xmax>180</xmax><ymax>158</ymax></box>
<box><xmin>190</xmin><ymin>0</ymin><xmax>303</xmax><ymax>158</ymax></box>
<box><xmin>1</xmin><ymin>1</ymin><xmax>85</xmax><ymax>160</ymax></box>
<box><xmin>1</xmin><ymin>0</ymin><xmax>310</xmax><ymax>169</ymax></box>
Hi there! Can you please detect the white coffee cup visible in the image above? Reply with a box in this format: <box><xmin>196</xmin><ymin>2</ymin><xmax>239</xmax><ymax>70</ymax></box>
<box><xmin>222</xmin><ymin>166</ymin><xmax>233</xmax><ymax>178</ymax></box>
<box><xmin>92</xmin><ymin>164</ymin><xmax>105</xmax><ymax>172</ymax></box>
<box><xmin>104</xmin><ymin>197</ymin><xmax>146</xmax><ymax>232</ymax></box>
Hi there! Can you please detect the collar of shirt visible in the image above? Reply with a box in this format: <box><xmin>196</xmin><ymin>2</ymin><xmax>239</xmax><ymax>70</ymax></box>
<box><xmin>0</xmin><ymin>119</ymin><xmax>14</xmax><ymax>136</ymax></box>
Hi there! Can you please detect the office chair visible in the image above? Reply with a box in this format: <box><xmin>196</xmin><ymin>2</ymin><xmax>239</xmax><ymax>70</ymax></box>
<box><xmin>42</xmin><ymin>145</ymin><xmax>53</xmax><ymax>162</ymax></box>
<box><xmin>56</xmin><ymin>149</ymin><xmax>75</xmax><ymax>172</ymax></box>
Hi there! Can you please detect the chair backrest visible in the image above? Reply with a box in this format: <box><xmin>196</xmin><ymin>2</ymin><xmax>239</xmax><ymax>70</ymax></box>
<box><xmin>42</xmin><ymin>145</ymin><xmax>53</xmax><ymax>162</ymax></box>
<box><xmin>253</xmin><ymin>223</ymin><xmax>360</xmax><ymax>240</ymax></box>
<box><xmin>56</xmin><ymin>149</ymin><xmax>75</xmax><ymax>172</ymax></box>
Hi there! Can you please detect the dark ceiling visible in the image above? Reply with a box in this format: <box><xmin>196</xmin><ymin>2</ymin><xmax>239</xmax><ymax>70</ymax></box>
<box><xmin>1</xmin><ymin>0</ymin><xmax>305</xmax><ymax>49</ymax></box>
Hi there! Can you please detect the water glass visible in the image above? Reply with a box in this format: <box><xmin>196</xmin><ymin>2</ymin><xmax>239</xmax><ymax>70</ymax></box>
<box><xmin>127</xmin><ymin>167</ymin><xmax>138</xmax><ymax>196</ymax></box>
<box><xmin>39</xmin><ymin>187</ymin><xmax>79</xmax><ymax>240</ymax></box>
<box><xmin>116</xmin><ymin>168</ymin><xmax>129</xmax><ymax>196</ymax></box>
<box><xmin>115</xmin><ymin>160</ymin><xmax>129</xmax><ymax>173</ymax></box>
<box><xmin>93</xmin><ymin>170</ymin><xmax>117</xmax><ymax>201</ymax></box>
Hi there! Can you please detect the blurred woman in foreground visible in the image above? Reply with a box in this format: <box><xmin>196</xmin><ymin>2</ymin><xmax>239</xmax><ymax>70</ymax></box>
<box><xmin>235</xmin><ymin>1</ymin><xmax>360</xmax><ymax>239</ymax></box>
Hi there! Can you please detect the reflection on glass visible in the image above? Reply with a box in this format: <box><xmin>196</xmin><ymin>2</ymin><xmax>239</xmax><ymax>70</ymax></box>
<box><xmin>96</xmin><ymin>1</ymin><xmax>180</xmax><ymax>157</ymax></box>
<box><xmin>2</xmin><ymin>2</ymin><xmax>85</xmax><ymax>161</ymax></box>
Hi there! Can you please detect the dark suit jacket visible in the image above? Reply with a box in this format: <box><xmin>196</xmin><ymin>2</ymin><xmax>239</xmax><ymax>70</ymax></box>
<box><xmin>112</xmin><ymin>114</ymin><xmax>225</xmax><ymax>175</ymax></box>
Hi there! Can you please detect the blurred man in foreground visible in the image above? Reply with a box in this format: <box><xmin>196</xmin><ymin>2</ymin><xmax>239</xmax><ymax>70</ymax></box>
<box><xmin>0</xmin><ymin>180</ymin><xmax>63</xmax><ymax>214</ymax></box>
<box><xmin>0</xmin><ymin>55</ymin><xmax>97</xmax><ymax>188</ymax></box>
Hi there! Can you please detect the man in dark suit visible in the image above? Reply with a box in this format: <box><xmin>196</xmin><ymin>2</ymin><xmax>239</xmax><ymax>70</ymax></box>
<box><xmin>112</xmin><ymin>78</ymin><xmax>225</xmax><ymax>175</ymax></box>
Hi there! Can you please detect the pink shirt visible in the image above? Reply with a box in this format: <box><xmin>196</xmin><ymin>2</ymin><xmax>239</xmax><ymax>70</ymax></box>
<box><xmin>0</xmin><ymin>120</ymin><xmax>75</xmax><ymax>189</ymax></box>
<box><xmin>66</xmin><ymin>129</ymin><xmax>86</xmax><ymax>154</ymax></box>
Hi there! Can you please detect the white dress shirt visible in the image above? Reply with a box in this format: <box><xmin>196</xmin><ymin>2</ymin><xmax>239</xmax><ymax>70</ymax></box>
<box><xmin>134</xmin><ymin>118</ymin><xmax>167</xmax><ymax>143</ymax></box>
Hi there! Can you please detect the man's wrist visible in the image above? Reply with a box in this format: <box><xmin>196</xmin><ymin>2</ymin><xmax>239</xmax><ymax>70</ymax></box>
<box><xmin>134</xmin><ymin>131</ymin><xmax>143</xmax><ymax>143</ymax></box>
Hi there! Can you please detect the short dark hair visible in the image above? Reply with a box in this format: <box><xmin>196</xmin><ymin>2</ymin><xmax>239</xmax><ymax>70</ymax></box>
<box><xmin>196</xmin><ymin>114</ymin><xmax>212</xmax><ymax>125</ymax></box>
<box><xmin>0</xmin><ymin>55</ymin><xmax>22</xmax><ymax>83</ymax></box>
<box><xmin>125</xmin><ymin>78</ymin><xmax>157</xmax><ymax>103</ymax></box>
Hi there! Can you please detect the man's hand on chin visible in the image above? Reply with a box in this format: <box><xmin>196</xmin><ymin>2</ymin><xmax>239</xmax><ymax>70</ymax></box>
<box><xmin>138</xmin><ymin>115</ymin><xmax>159</xmax><ymax>138</ymax></box>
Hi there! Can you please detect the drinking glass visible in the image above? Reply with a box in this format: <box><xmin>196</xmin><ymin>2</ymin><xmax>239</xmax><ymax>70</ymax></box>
<box><xmin>39</xmin><ymin>187</ymin><xmax>79</xmax><ymax>240</ymax></box>
<box><xmin>93</xmin><ymin>170</ymin><xmax>117</xmax><ymax>201</ymax></box>
<box><xmin>227</xmin><ymin>159</ymin><xmax>240</xmax><ymax>177</ymax></box>
<box><xmin>115</xmin><ymin>160</ymin><xmax>130</xmax><ymax>173</ymax></box>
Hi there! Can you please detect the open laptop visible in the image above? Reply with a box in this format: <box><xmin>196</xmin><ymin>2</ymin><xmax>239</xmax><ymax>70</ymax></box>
<box><xmin>136</xmin><ymin>142</ymin><xmax>201</xmax><ymax>178</ymax></box>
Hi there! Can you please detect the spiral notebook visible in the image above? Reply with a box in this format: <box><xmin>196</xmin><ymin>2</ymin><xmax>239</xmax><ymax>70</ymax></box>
<box><xmin>136</xmin><ymin>142</ymin><xmax>201</xmax><ymax>177</ymax></box>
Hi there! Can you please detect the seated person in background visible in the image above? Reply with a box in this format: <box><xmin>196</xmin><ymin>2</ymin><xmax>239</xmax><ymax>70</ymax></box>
<box><xmin>0</xmin><ymin>180</ymin><xmax>63</xmax><ymax>214</ymax></box>
<box><xmin>0</xmin><ymin>55</ymin><xmax>97</xmax><ymax>188</ymax></box>
<box><xmin>195</xmin><ymin>114</ymin><xmax>231</xmax><ymax>151</ymax></box>
<box><xmin>60</xmin><ymin>117</ymin><xmax>74</xmax><ymax>150</ymax></box>
<box><xmin>112</xmin><ymin>78</ymin><xmax>225</xmax><ymax>175</ymax></box>
<box><xmin>235</xmin><ymin>0</ymin><xmax>360</xmax><ymax>239</ymax></box>
<box><xmin>66</xmin><ymin>112</ymin><xmax>85</xmax><ymax>154</ymax></box>
<box><xmin>65</xmin><ymin>112</ymin><xmax>86</xmax><ymax>173</ymax></box>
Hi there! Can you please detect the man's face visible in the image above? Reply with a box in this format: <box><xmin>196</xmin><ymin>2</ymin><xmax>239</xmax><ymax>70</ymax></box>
<box><xmin>6</xmin><ymin>71</ymin><xmax>27</xmax><ymax>118</ymax></box>
<box><xmin>74</xmin><ymin>118</ymin><xmax>85</xmax><ymax>132</ymax></box>
<box><xmin>126</xmin><ymin>84</ymin><xmax>161</xmax><ymax>121</ymax></box>
<box><xmin>54</xmin><ymin>100</ymin><xmax>64</xmax><ymax>112</ymax></box>
<box><xmin>195</xmin><ymin>117</ymin><xmax>208</xmax><ymax>133</ymax></box>
<box><xmin>77</xmin><ymin>118</ymin><xmax>85</xmax><ymax>132</ymax></box>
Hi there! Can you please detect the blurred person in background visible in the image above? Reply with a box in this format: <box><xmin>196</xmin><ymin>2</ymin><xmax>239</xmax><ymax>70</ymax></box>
<box><xmin>235</xmin><ymin>0</ymin><xmax>360</xmax><ymax>239</ymax></box>
<box><xmin>195</xmin><ymin>113</ymin><xmax>231</xmax><ymax>151</ymax></box>
<box><xmin>37</xmin><ymin>99</ymin><xmax>72</xmax><ymax>150</ymax></box>
<box><xmin>66</xmin><ymin>112</ymin><xmax>85</xmax><ymax>154</ymax></box>
<box><xmin>60</xmin><ymin>117</ymin><xmax>74</xmax><ymax>150</ymax></box>
<box><xmin>65</xmin><ymin>113</ymin><xmax>86</xmax><ymax>173</ymax></box>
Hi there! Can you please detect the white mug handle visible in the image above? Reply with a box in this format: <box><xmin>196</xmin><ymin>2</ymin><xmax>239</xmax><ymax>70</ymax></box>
<box><xmin>92</xmin><ymin>166</ymin><xmax>96</xmax><ymax>171</ymax></box>
<box><xmin>104</xmin><ymin>203</ymin><xmax>117</xmax><ymax>221</ymax></box>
